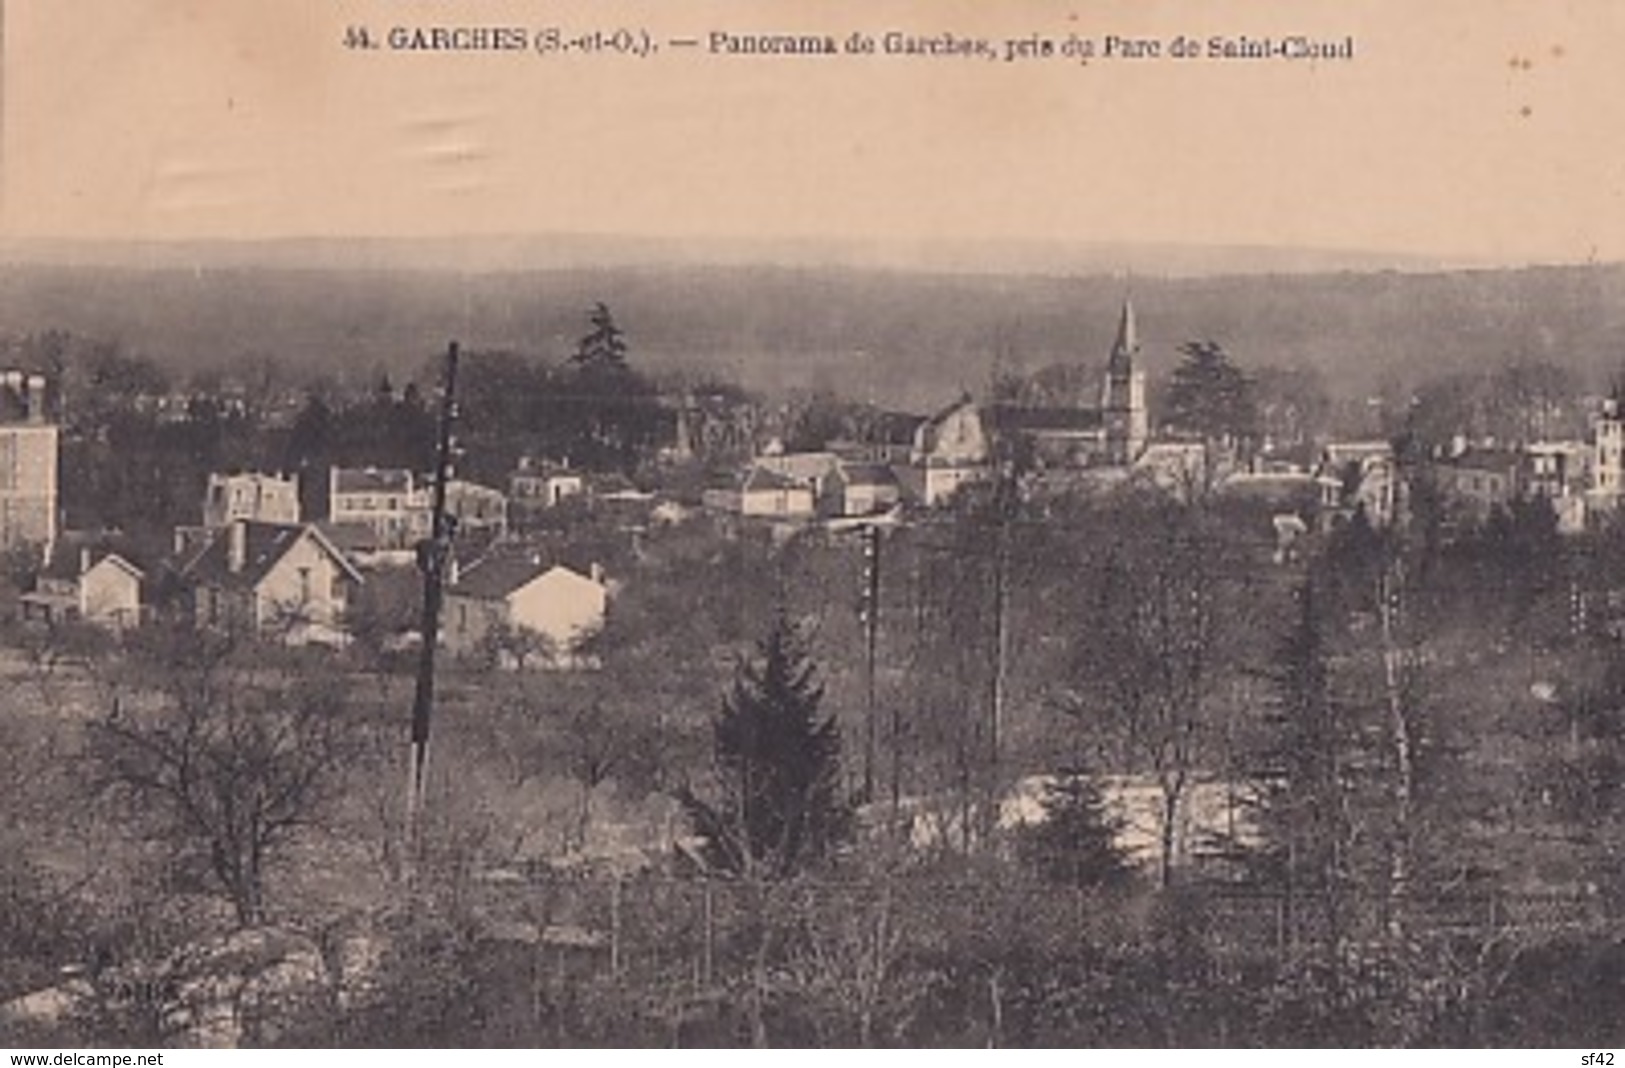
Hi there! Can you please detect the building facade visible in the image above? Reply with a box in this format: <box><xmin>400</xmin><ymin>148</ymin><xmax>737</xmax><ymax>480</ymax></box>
<box><xmin>204</xmin><ymin>472</ymin><xmax>301</xmax><ymax>528</ymax></box>
<box><xmin>328</xmin><ymin>467</ymin><xmax>423</xmax><ymax>549</ymax></box>
<box><xmin>0</xmin><ymin>371</ymin><xmax>58</xmax><ymax>551</ymax></box>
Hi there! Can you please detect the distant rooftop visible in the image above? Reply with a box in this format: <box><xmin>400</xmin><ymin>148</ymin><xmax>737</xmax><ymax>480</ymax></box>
<box><xmin>332</xmin><ymin>467</ymin><xmax>413</xmax><ymax>494</ymax></box>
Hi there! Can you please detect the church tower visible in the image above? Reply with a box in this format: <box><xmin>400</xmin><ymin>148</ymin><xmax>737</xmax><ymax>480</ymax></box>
<box><xmin>1100</xmin><ymin>299</ymin><xmax>1148</xmax><ymax>465</ymax></box>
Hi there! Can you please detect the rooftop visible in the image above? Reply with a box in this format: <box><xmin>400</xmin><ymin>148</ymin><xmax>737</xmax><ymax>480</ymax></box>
<box><xmin>332</xmin><ymin>467</ymin><xmax>413</xmax><ymax>495</ymax></box>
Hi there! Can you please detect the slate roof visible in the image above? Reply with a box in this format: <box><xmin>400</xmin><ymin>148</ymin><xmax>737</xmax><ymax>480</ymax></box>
<box><xmin>922</xmin><ymin>393</ymin><xmax>976</xmax><ymax>428</ymax></box>
<box><xmin>866</xmin><ymin>411</ymin><xmax>928</xmax><ymax>445</ymax></box>
<box><xmin>741</xmin><ymin>466</ymin><xmax>808</xmax><ymax>493</ymax></box>
<box><xmin>986</xmin><ymin>404</ymin><xmax>1105</xmax><ymax>435</ymax></box>
<box><xmin>836</xmin><ymin>462</ymin><xmax>900</xmax><ymax>487</ymax></box>
<box><xmin>332</xmin><ymin>467</ymin><xmax>413</xmax><ymax>494</ymax></box>
<box><xmin>1323</xmin><ymin>441</ymin><xmax>1393</xmax><ymax>465</ymax></box>
<box><xmin>38</xmin><ymin>534</ymin><xmax>146</xmax><ymax>582</ymax></box>
<box><xmin>450</xmin><ymin>551</ymin><xmax>602</xmax><ymax>602</ymax></box>
<box><xmin>181</xmin><ymin>522</ymin><xmax>361</xmax><ymax>589</ymax></box>
<box><xmin>316</xmin><ymin>520</ymin><xmax>386</xmax><ymax>553</ymax></box>
<box><xmin>1446</xmin><ymin>448</ymin><xmax>1522</xmax><ymax>474</ymax></box>
<box><xmin>1217</xmin><ymin>472</ymin><xmax>1323</xmax><ymax>508</ymax></box>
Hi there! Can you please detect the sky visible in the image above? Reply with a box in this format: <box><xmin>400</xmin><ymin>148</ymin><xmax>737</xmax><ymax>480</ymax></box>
<box><xmin>3</xmin><ymin>0</ymin><xmax>1624</xmax><ymax>268</ymax></box>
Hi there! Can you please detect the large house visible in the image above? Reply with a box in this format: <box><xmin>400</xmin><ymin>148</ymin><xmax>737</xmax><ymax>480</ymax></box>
<box><xmin>328</xmin><ymin>467</ymin><xmax>425</xmax><ymax>549</ymax></box>
<box><xmin>443</xmin><ymin>552</ymin><xmax>609</xmax><ymax>666</ymax></box>
<box><xmin>443</xmin><ymin>478</ymin><xmax>509</xmax><ymax>538</ymax></box>
<box><xmin>178</xmin><ymin>519</ymin><xmax>364</xmax><ymax>645</ymax></box>
<box><xmin>1320</xmin><ymin>441</ymin><xmax>1400</xmax><ymax>527</ymax></box>
<box><xmin>1589</xmin><ymin>395</ymin><xmax>1625</xmax><ymax>516</ymax></box>
<box><xmin>0</xmin><ymin>370</ymin><xmax>58</xmax><ymax>551</ymax></box>
<box><xmin>1434</xmin><ymin>447</ymin><xmax>1523</xmax><ymax>525</ymax></box>
<box><xmin>509</xmin><ymin>458</ymin><xmax>585</xmax><ymax>510</ymax></box>
<box><xmin>903</xmin><ymin>395</ymin><xmax>993</xmax><ymax>507</ymax></box>
<box><xmin>203</xmin><ymin>472</ymin><xmax>301</xmax><ymax>528</ymax></box>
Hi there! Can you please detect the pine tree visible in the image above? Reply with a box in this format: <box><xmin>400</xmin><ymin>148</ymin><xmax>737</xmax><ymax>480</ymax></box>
<box><xmin>572</xmin><ymin>301</ymin><xmax>629</xmax><ymax>372</ymax></box>
<box><xmin>680</xmin><ymin>614</ymin><xmax>852</xmax><ymax>878</ymax></box>
<box><xmin>1241</xmin><ymin>577</ymin><xmax>1351</xmax><ymax>957</ymax></box>
<box><xmin>1166</xmin><ymin>340</ymin><xmax>1258</xmax><ymax>442</ymax></box>
<box><xmin>1016</xmin><ymin>767</ymin><xmax>1134</xmax><ymax>890</ymax></box>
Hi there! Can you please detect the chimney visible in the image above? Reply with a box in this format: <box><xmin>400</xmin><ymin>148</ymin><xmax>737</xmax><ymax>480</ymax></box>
<box><xmin>227</xmin><ymin>520</ymin><xmax>248</xmax><ymax>574</ymax></box>
<box><xmin>589</xmin><ymin>561</ymin><xmax>605</xmax><ymax>585</ymax></box>
<box><xmin>79</xmin><ymin>547</ymin><xmax>92</xmax><ymax>576</ymax></box>
<box><xmin>25</xmin><ymin>375</ymin><xmax>46</xmax><ymax>423</ymax></box>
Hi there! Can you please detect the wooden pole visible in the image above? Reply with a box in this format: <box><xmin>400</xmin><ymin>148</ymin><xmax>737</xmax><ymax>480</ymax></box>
<box><xmin>861</xmin><ymin>523</ymin><xmax>881</xmax><ymax>801</ymax></box>
<box><xmin>405</xmin><ymin>341</ymin><xmax>461</xmax><ymax>875</ymax></box>
<box><xmin>611</xmin><ymin>875</ymin><xmax>623</xmax><ymax>978</ymax></box>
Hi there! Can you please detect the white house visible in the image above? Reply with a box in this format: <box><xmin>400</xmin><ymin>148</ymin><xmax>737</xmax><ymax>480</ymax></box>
<box><xmin>1320</xmin><ymin>441</ymin><xmax>1399</xmax><ymax>526</ymax></box>
<box><xmin>443</xmin><ymin>554</ymin><xmax>609</xmax><ymax>666</ymax></box>
<box><xmin>755</xmin><ymin>448</ymin><xmax>841</xmax><ymax>499</ymax></box>
<box><xmin>906</xmin><ymin>395</ymin><xmax>992</xmax><ymax>506</ymax></box>
<box><xmin>1589</xmin><ymin>396</ymin><xmax>1625</xmax><ymax>517</ymax></box>
<box><xmin>179</xmin><ymin>520</ymin><xmax>364</xmax><ymax>645</ymax></box>
<box><xmin>328</xmin><ymin>467</ymin><xmax>424</xmax><ymax>549</ymax></box>
<box><xmin>701</xmin><ymin>466</ymin><xmax>817</xmax><ymax>519</ymax></box>
<box><xmin>203</xmin><ymin>472</ymin><xmax>300</xmax><ymax>528</ymax></box>
<box><xmin>827</xmin><ymin>461</ymin><xmax>903</xmax><ymax>517</ymax></box>
<box><xmin>21</xmin><ymin>544</ymin><xmax>144</xmax><ymax>630</ymax></box>
<box><xmin>509</xmin><ymin>458</ymin><xmax>585</xmax><ymax>509</ymax></box>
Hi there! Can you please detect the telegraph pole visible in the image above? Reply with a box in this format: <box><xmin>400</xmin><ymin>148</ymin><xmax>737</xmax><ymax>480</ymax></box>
<box><xmin>986</xmin><ymin>461</ymin><xmax>1018</xmax><ymax>813</ymax></box>
<box><xmin>405</xmin><ymin>341</ymin><xmax>461</xmax><ymax>873</ymax></box>
<box><xmin>859</xmin><ymin>523</ymin><xmax>882</xmax><ymax>801</ymax></box>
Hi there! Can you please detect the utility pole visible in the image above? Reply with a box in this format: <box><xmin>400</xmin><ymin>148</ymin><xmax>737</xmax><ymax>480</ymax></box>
<box><xmin>859</xmin><ymin>523</ymin><xmax>882</xmax><ymax>801</ymax></box>
<box><xmin>405</xmin><ymin>341</ymin><xmax>461</xmax><ymax>874</ymax></box>
<box><xmin>1377</xmin><ymin>556</ymin><xmax>1414</xmax><ymax>947</ymax></box>
<box><xmin>985</xmin><ymin>464</ymin><xmax>1017</xmax><ymax>830</ymax></box>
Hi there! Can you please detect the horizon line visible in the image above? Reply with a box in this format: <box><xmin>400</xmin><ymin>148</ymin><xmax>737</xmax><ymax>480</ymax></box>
<box><xmin>1</xmin><ymin>231</ymin><xmax>1607</xmax><ymax>278</ymax></box>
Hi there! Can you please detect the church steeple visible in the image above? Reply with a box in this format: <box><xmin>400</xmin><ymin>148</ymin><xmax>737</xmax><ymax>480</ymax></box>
<box><xmin>1101</xmin><ymin>297</ymin><xmax>1148</xmax><ymax>465</ymax></box>
<box><xmin>1108</xmin><ymin>298</ymin><xmax>1139</xmax><ymax>375</ymax></box>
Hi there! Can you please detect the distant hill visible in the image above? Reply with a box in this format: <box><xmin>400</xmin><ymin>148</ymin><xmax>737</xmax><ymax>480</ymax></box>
<box><xmin>0</xmin><ymin>233</ymin><xmax>1477</xmax><ymax>276</ymax></box>
<box><xmin>1</xmin><ymin>249</ymin><xmax>1622</xmax><ymax>410</ymax></box>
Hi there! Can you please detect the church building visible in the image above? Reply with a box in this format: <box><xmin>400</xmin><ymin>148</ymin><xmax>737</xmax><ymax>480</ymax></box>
<box><xmin>905</xmin><ymin>300</ymin><xmax>1150</xmax><ymax>504</ymax></box>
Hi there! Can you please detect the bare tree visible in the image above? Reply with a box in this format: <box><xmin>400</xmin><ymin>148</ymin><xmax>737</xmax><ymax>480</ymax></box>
<box><xmin>86</xmin><ymin>629</ymin><xmax>365</xmax><ymax>926</ymax></box>
<box><xmin>1061</xmin><ymin>495</ymin><xmax>1231</xmax><ymax>888</ymax></box>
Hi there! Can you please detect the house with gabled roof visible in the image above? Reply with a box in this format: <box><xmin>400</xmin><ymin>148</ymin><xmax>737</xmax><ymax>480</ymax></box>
<box><xmin>755</xmin><ymin>447</ymin><xmax>840</xmax><ymax>498</ymax></box>
<box><xmin>831</xmin><ymin>410</ymin><xmax>929</xmax><ymax>467</ymax></box>
<box><xmin>902</xmin><ymin>394</ymin><xmax>993</xmax><ymax>506</ymax></box>
<box><xmin>20</xmin><ymin>537</ymin><xmax>145</xmax><ymax>631</ymax></box>
<box><xmin>827</xmin><ymin>461</ymin><xmax>902</xmax><ymax>518</ymax></box>
<box><xmin>700</xmin><ymin>465</ymin><xmax>817</xmax><ymax>519</ymax></box>
<box><xmin>442</xmin><ymin>550</ymin><xmax>609</xmax><ymax>667</ymax></box>
<box><xmin>177</xmin><ymin>519</ymin><xmax>364</xmax><ymax>645</ymax></box>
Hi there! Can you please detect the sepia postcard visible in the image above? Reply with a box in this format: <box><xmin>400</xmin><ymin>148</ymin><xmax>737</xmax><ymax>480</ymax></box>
<box><xmin>2</xmin><ymin>0</ymin><xmax>1625</xmax><ymax>1051</ymax></box>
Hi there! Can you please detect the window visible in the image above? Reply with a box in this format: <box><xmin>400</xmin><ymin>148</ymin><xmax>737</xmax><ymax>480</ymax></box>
<box><xmin>298</xmin><ymin>566</ymin><xmax>312</xmax><ymax>604</ymax></box>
